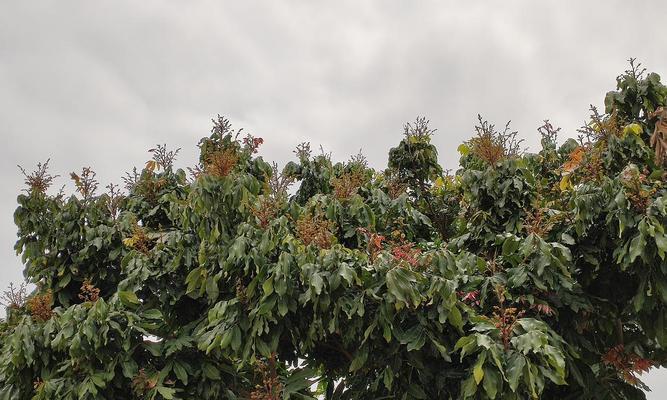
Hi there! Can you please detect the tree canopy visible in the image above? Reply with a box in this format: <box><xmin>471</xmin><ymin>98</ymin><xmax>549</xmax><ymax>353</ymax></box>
<box><xmin>2</xmin><ymin>60</ymin><xmax>667</xmax><ymax>400</ymax></box>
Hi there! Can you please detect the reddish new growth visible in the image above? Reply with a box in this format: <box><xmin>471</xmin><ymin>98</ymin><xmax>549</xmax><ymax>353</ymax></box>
<box><xmin>457</xmin><ymin>290</ymin><xmax>481</xmax><ymax>307</ymax></box>
<box><xmin>243</xmin><ymin>135</ymin><xmax>265</xmax><ymax>154</ymax></box>
<box><xmin>78</xmin><ymin>279</ymin><xmax>100</xmax><ymax>302</ymax></box>
<box><xmin>358</xmin><ymin>228</ymin><xmax>421</xmax><ymax>267</ymax></box>
<box><xmin>391</xmin><ymin>242</ymin><xmax>421</xmax><ymax>267</ymax></box>
<box><xmin>602</xmin><ymin>345</ymin><xmax>653</xmax><ymax>386</ymax></box>
<box><xmin>388</xmin><ymin>230</ymin><xmax>421</xmax><ymax>267</ymax></box>
<box><xmin>27</xmin><ymin>290</ymin><xmax>53</xmax><ymax>322</ymax></box>
<box><xmin>517</xmin><ymin>295</ymin><xmax>555</xmax><ymax>317</ymax></box>
<box><xmin>33</xmin><ymin>378</ymin><xmax>44</xmax><ymax>391</ymax></box>
<box><xmin>532</xmin><ymin>303</ymin><xmax>554</xmax><ymax>316</ymax></box>
<box><xmin>250</xmin><ymin>354</ymin><xmax>283</xmax><ymax>400</ymax></box>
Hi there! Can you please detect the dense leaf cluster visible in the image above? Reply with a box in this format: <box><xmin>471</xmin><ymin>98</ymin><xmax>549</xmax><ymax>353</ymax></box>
<box><xmin>2</xmin><ymin>63</ymin><xmax>667</xmax><ymax>399</ymax></box>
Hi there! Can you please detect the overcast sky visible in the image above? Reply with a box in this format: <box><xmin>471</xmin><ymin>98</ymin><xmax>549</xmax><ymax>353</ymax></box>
<box><xmin>1</xmin><ymin>0</ymin><xmax>666</xmax><ymax>396</ymax></box>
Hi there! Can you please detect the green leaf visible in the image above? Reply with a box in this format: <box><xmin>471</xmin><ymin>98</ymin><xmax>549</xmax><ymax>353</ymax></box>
<box><xmin>262</xmin><ymin>276</ymin><xmax>274</xmax><ymax>296</ymax></box>
<box><xmin>156</xmin><ymin>386</ymin><xmax>176</xmax><ymax>399</ymax></box>
<box><xmin>173</xmin><ymin>361</ymin><xmax>189</xmax><ymax>385</ymax></box>
<box><xmin>623</xmin><ymin>123</ymin><xmax>643</xmax><ymax>136</ymax></box>
<box><xmin>349</xmin><ymin>347</ymin><xmax>368</xmax><ymax>372</ymax></box>
<box><xmin>507</xmin><ymin>354</ymin><xmax>526</xmax><ymax>392</ymax></box>
<box><xmin>142</xmin><ymin>309</ymin><xmax>163</xmax><ymax>320</ymax></box>
<box><xmin>461</xmin><ymin>375</ymin><xmax>478</xmax><ymax>398</ymax></box>
<box><xmin>206</xmin><ymin>276</ymin><xmax>219</xmax><ymax>300</ymax></box>
<box><xmin>283</xmin><ymin>367</ymin><xmax>317</xmax><ymax>394</ymax></box>
<box><xmin>655</xmin><ymin>233</ymin><xmax>667</xmax><ymax>259</ymax></box>
<box><xmin>473</xmin><ymin>353</ymin><xmax>486</xmax><ymax>385</ymax></box>
<box><xmin>455</xmin><ymin>336</ymin><xmax>477</xmax><ymax>361</ymax></box>
<box><xmin>502</xmin><ymin>236</ymin><xmax>520</xmax><ymax>256</ymax></box>
<box><xmin>407</xmin><ymin>384</ymin><xmax>428</xmax><ymax>399</ymax></box>
<box><xmin>202</xmin><ymin>363</ymin><xmax>220</xmax><ymax>380</ymax></box>
<box><xmin>119</xmin><ymin>291</ymin><xmax>140</xmax><ymax>307</ymax></box>
<box><xmin>311</xmin><ymin>272</ymin><xmax>324</xmax><ymax>295</ymax></box>
<box><xmin>448</xmin><ymin>305</ymin><xmax>463</xmax><ymax>331</ymax></box>
<box><xmin>458</xmin><ymin>143</ymin><xmax>471</xmax><ymax>156</ymax></box>
<box><xmin>482</xmin><ymin>366</ymin><xmax>500</xmax><ymax>399</ymax></box>
<box><xmin>386</xmin><ymin>267</ymin><xmax>421</xmax><ymax>308</ymax></box>
<box><xmin>338</xmin><ymin>262</ymin><xmax>356</xmax><ymax>285</ymax></box>
<box><xmin>383</xmin><ymin>366</ymin><xmax>394</xmax><ymax>390</ymax></box>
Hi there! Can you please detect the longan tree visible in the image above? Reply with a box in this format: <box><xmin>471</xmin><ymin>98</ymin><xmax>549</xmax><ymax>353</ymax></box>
<box><xmin>1</xmin><ymin>60</ymin><xmax>667</xmax><ymax>399</ymax></box>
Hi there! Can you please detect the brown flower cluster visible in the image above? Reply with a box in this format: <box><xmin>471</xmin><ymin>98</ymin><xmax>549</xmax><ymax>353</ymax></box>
<box><xmin>18</xmin><ymin>159</ymin><xmax>59</xmax><ymax>195</ymax></box>
<box><xmin>493</xmin><ymin>306</ymin><xmax>525</xmax><ymax>351</ymax></box>
<box><xmin>148</xmin><ymin>144</ymin><xmax>181</xmax><ymax>171</ymax></box>
<box><xmin>250</xmin><ymin>354</ymin><xmax>283</xmax><ymax>400</ymax></box>
<box><xmin>105</xmin><ymin>183</ymin><xmax>124</xmax><ymax>220</ymax></box>
<box><xmin>577</xmin><ymin>107</ymin><xmax>622</xmax><ymax>144</ymax></box>
<box><xmin>384</xmin><ymin>173</ymin><xmax>408</xmax><ymax>199</ymax></box>
<box><xmin>470</xmin><ymin>134</ymin><xmax>505</xmax><ymax>165</ymax></box>
<box><xmin>296</xmin><ymin>213</ymin><xmax>336</xmax><ymax>249</ymax></box>
<box><xmin>357</xmin><ymin>228</ymin><xmax>385</xmax><ymax>262</ymax></box>
<box><xmin>123</xmin><ymin>225</ymin><xmax>152</xmax><ymax>254</ymax></box>
<box><xmin>137</xmin><ymin>173</ymin><xmax>167</xmax><ymax>203</ymax></box>
<box><xmin>70</xmin><ymin>167</ymin><xmax>99</xmax><ymax>201</ymax></box>
<box><xmin>331</xmin><ymin>170</ymin><xmax>365</xmax><ymax>200</ymax></box>
<box><xmin>649</xmin><ymin>106</ymin><xmax>667</xmax><ymax>165</ymax></box>
<box><xmin>235</xmin><ymin>277</ymin><xmax>249</xmax><ymax>307</ymax></box>
<box><xmin>27</xmin><ymin>290</ymin><xmax>53</xmax><ymax>322</ymax></box>
<box><xmin>78</xmin><ymin>279</ymin><xmax>100</xmax><ymax>302</ymax></box>
<box><xmin>491</xmin><ymin>287</ymin><xmax>525</xmax><ymax>351</ymax></box>
<box><xmin>205</xmin><ymin>148</ymin><xmax>239</xmax><ymax>178</ymax></box>
<box><xmin>581</xmin><ymin>149</ymin><xmax>605</xmax><ymax>183</ymax></box>
<box><xmin>564</xmin><ymin>145</ymin><xmax>606</xmax><ymax>183</ymax></box>
<box><xmin>251</xmin><ymin>197</ymin><xmax>279</xmax><ymax>228</ymax></box>
<box><xmin>0</xmin><ymin>282</ymin><xmax>27</xmax><ymax>310</ymax></box>
<box><xmin>132</xmin><ymin>369</ymin><xmax>157</xmax><ymax>396</ymax></box>
<box><xmin>523</xmin><ymin>207</ymin><xmax>562</xmax><ymax>237</ymax></box>
<box><xmin>602</xmin><ymin>345</ymin><xmax>653</xmax><ymax>386</ymax></box>
<box><xmin>620</xmin><ymin>164</ymin><xmax>656</xmax><ymax>212</ymax></box>
<box><xmin>468</xmin><ymin>116</ymin><xmax>523</xmax><ymax>166</ymax></box>
<box><xmin>252</xmin><ymin>163</ymin><xmax>293</xmax><ymax>227</ymax></box>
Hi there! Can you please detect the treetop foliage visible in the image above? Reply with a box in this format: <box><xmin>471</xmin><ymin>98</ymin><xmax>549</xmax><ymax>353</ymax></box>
<box><xmin>2</xmin><ymin>60</ymin><xmax>667</xmax><ymax>399</ymax></box>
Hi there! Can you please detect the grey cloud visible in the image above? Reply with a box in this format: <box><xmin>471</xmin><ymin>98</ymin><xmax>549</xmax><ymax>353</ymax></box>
<box><xmin>1</xmin><ymin>1</ymin><xmax>666</xmax><ymax>396</ymax></box>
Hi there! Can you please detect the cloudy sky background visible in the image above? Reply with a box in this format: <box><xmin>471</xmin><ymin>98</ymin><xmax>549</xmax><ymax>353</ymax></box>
<box><xmin>1</xmin><ymin>0</ymin><xmax>666</xmax><ymax>396</ymax></box>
